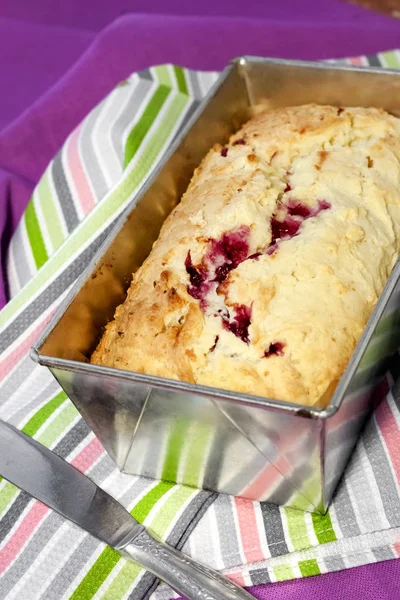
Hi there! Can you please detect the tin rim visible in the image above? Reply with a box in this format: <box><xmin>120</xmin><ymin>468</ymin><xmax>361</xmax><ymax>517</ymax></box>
<box><xmin>31</xmin><ymin>56</ymin><xmax>400</xmax><ymax>421</ymax></box>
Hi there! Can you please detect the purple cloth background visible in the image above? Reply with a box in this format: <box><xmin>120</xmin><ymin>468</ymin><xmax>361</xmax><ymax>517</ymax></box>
<box><xmin>1</xmin><ymin>1</ymin><xmax>400</xmax><ymax>598</ymax></box>
<box><xmin>178</xmin><ymin>558</ymin><xmax>400</xmax><ymax>599</ymax></box>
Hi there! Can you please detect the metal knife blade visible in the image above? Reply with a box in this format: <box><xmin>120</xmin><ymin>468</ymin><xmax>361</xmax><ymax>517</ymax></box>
<box><xmin>0</xmin><ymin>420</ymin><xmax>140</xmax><ymax>549</ymax></box>
<box><xmin>0</xmin><ymin>421</ymin><xmax>254</xmax><ymax>600</ymax></box>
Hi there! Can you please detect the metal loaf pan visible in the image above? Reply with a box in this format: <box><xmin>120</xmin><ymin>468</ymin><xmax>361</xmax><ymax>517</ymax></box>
<box><xmin>32</xmin><ymin>57</ymin><xmax>400</xmax><ymax>513</ymax></box>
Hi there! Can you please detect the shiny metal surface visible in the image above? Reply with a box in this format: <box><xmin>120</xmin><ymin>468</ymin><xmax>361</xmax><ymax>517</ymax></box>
<box><xmin>121</xmin><ymin>529</ymin><xmax>254</xmax><ymax>600</ymax></box>
<box><xmin>0</xmin><ymin>421</ymin><xmax>253</xmax><ymax>600</ymax></box>
<box><xmin>0</xmin><ymin>420</ymin><xmax>141</xmax><ymax>548</ymax></box>
<box><xmin>32</xmin><ymin>57</ymin><xmax>400</xmax><ymax>513</ymax></box>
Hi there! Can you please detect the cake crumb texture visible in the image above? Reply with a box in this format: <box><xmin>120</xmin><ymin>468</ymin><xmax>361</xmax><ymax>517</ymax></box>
<box><xmin>91</xmin><ymin>104</ymin><xmax>400</xmax><ymax>407</ymax></box>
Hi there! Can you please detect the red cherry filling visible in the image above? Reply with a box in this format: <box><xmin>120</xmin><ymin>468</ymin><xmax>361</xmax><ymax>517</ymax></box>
<box><xmin>222</xmin><ymin>304</ymin><xmax>252</xmax><ymax>344</ymax></box>
<box><xmin>210</xmin><ymin>226</ymin><xmax>250</xmax><ymax>283</ymax></box>
<box><xmin>185</xmin><ymin>227</ymin><xmax>250</xmax><ymax>298</ymax></box>
<box><xmin>287</xmin><ymin>199</ymin><xmax>330</xmax><ymax>219</ymax></box>
<box><xmin>185</xmin><ymin>252</ymin><xmax>210</xmax><ymax>307</ymax></box>
<box><xmin>185</xmin><ymin>228</ymin><xmax>254</xmax><ymax>343</ymax></box>
<box><xmin>286</xmin><ymin>202</ymin><xmax>311</xmax><ymax>218</ymax></box>
<box><xmin>210</xmin><ymin>227</ymin><xmax>250</xmax><ymax>266</ymax></box>
<box><xmin>248</xmin><ymin>252</ymin><xmax>262</xmax><ymax>260</ymax></box>
<box><xmin>184</xmin><ymin>199</ymin><xmax>331</xmax><ymax>345</ymax></box>
<box><xmin>209</xmin><ymin>335</ymin><xmax>219</xmax><ymax>352</ymax></box>
<box><xmin>214</xmin><ymin>263</ymin><xmax>231</xmax><ymax>282</ymax></box>
<box><xmin>264</xmin><ymin>341</ymin><xmax>285</xmax><ymax>357</ymax></box>
<box><xmin>185</xmin><ymin>227</ymin><xmax>252</xmax><ymax>336</ymax></box>
<box><xmin>267</xmin><ymin>243</ymin><xmax>279</xmax><ymax>256</ymax></box>
<box><xmin>185</xmin><ymin>251</ymin><xmax>204</xmax><ymax>288</ymax></box>
<box><xmin>270</xmin><ymin>217</ymin><xmax>301</xmax><ymax>245</ymax></box>
<box><xmin>315</xmin><ymin>199</ymin><xmax>331</xmax><ymax>213</ymax></box>
<box><xmin>269</xmin><ymin>199</ymin><xmax>331</xmax><ymax>251</ymax></box>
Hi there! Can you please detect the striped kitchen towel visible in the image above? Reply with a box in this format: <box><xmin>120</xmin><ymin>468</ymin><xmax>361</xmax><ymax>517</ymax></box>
<box><xmin>1</xmin><ymin>50</ymin><xmax>400</xmax><ymax>600</ymax></box>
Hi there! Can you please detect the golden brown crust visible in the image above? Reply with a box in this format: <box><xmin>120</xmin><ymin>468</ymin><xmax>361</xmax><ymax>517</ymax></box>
<box><xmin>91</xmin><ymin>104</ymin><xmax>400</xmax><ymax>406</ymax></box>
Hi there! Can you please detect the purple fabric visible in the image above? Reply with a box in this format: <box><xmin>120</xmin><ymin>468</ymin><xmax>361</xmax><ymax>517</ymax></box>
<box><xmin>178</xmin><ymin>558</ymin><xmax>400</xmax><ymax>599</ymax></box>
<box><xmin>249</xmin><ymin>559</ymin><xmax>400</xmax><ymax>599</ymax></box>
<box><xmin>2</xmin><ymin>0</ymin><xmax>400</xmax><ymax>30</ymax></box>
<box><xmin>1</xmin><ymin>1</ymin><xmax>400</xmax><ymax>597</ymax></box>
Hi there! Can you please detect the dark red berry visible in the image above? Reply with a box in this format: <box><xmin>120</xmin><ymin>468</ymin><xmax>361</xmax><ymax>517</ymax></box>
<box><xmin>264</xmin><ymin>341</ymin><xmax>285</xmax><ymax>357</ymax></box>
<box><xmin>222</xmin><ymin>304</ymin><xmax>252</xmax><ymax>344</ymax></box>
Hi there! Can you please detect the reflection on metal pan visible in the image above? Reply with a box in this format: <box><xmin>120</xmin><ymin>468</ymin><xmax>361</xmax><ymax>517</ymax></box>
<box><xmin>32</xmin><ymin>57</ymin><xmax>400</xmax><ymax>513</ymax></box>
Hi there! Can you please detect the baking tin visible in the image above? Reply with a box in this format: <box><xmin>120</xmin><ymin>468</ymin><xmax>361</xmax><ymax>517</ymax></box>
<box><xmin>32</xmin><ymin>57</ymin><xmax>400</xmax><ymax>513</ymax></box>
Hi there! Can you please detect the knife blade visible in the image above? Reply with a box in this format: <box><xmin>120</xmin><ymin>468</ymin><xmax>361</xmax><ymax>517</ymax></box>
<box><xmin>0</xmin><ymin>420</ymin><xmax>254</xmax><ymax>600</ymax></box>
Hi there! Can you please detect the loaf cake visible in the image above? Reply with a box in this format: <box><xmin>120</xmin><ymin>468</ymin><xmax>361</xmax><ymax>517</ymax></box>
<box><xmin>91</xmin><ymin>104</ymin><xmax>400</xmax><ymax>407</ymax></box>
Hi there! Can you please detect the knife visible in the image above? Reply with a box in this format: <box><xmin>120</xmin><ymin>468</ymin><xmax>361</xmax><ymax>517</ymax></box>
<box><xmin>0</xmin><ymin>420</ymin><xmax>253</xmax><ymax>600</ymax></box>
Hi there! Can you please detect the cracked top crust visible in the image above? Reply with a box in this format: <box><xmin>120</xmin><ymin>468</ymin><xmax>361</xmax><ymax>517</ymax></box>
<box><xmin>91</xmin><ymin>104</ymin><xmax>400</xmax><ymax>407</ymax></box>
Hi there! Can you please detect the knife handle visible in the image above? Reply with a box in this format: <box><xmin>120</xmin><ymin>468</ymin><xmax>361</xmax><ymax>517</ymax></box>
<box><xmin>120</xmin><ymin>528</ymin><xmax>254</xmax><ymax>600</ymax></box>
